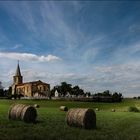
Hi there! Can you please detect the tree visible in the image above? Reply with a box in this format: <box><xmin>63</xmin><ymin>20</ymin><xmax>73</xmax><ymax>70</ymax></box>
<box><xmin>112</xmin><ymin>92</ymin><xmax>122</xmax><ymax>102</ymax></box>
<box><xmin>79</xmin><ymin>89</ymin><xmax>84</xmax><ymax>95</ymax></box>
<box><xmin>50</xmin><ymin>86</ymin><xmax>56</xmax><ymax>97</ymax></box>
<box><xmin>0</xmin><ymin>89</ymin><xmax>4</xmax><ymax>97</ymax></box>
<box><xmin>51</xmin><ymin>82</ymin><xmax>87</xmax><ymax>97</ymax></box>
<box><xmin>72</xmin><ymin>85</ymin><xmax>85</xmax><ymax>96</ymax></box>
<box><xmin>85</xmin><ymin>92</ymin><xmax>91</xmax><ymax>97</ymax></box>
<box><xmin>60</xmin><ymin>82</ymin><xmax>72</xmax><ymax>96</ymax></box>
<box><xmin>103</xmin><ymin>90</ymin><xmax>111</xmax><ymax>96</ymax></box>
<box><xmin>51</xmin><ymin>85</ymin><xmax>62</xmax><ymax>96</ymax></box>
<box><xmin>7</xmin><ymin>86</ymin><xmax>12</xmax><ymax>98</ymax></box>
<box><xmin>0</xmin><ymin>81</ymin><xmax>3</xmax><ymax>89</ymax></box>
<box><xmin>51</xmin><ymin>82</ymin><xmax>72</xmax><ymax>97</ymax></box>
<box><xmin>72</xmin><ymin>86</ymin><xmax>80</xmax><ymax>96</ymax></box>
<box><xmin>0</xmin><ymin>82</ymin><xmax>4</xmax><ymax>97</ymax></box>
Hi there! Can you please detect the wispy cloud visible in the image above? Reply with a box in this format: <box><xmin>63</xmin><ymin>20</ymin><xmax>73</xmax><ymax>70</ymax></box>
<box><xmin>0</xmin><ymin>1</ymin><xmax>140</xmax><ymax>96</ymax></box>
<box><xmin>12</xmin><ymin>44</ymin><xmax>23</xmax><ymax>49</ymax></box>
<box><xmin>0</xmin><ymin>52</ymin><xmax>61</xmax><ymax>62</ymax></box>
<box><xmin>19</xmin><ymin>62</ymin><xmax>140</xmax><ymax>94</ymax></box>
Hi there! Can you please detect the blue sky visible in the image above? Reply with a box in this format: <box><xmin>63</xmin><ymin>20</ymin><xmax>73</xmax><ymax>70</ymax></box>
<box><xmin>0</xmin><ymin>1</ymin><xmax>140</xmax><ymax>97</ymax></box>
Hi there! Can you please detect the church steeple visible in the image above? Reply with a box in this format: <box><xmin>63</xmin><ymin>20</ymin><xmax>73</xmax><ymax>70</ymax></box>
<box><xmin>13</xmin><ymin>61</ymin><xmax>23</xmax><ymax>84</ymax></box>
<box><xmin>15</xmin><ymin>60</ymin><xmax>21</xmax><ymax>76</ymax></box>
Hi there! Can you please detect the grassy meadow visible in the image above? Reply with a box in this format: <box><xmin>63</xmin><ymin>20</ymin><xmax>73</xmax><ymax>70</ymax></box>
<box><xmin>0</xmin><ymin>99</ymin><xmax>140</xmax><ymax>140</ymax></box>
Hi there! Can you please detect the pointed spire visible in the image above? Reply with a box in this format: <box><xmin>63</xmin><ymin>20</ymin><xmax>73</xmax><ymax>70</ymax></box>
<box><xmin>15</xmin><ymin>60</ymin><xmax>21</xmax><ymax>76</ymax></box>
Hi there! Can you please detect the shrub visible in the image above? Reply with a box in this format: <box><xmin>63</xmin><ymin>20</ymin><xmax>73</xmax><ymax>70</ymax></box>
<box><xmin>128</xmin><ymin>106</ymin><xmax>139</xmax><ymax>112</ymax></box>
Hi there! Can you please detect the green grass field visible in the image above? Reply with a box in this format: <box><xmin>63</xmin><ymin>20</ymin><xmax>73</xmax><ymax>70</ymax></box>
<box><xmin>0</xmin><ymin>99</ymin><xmax>140</xmax><ymax>140</ymax></box>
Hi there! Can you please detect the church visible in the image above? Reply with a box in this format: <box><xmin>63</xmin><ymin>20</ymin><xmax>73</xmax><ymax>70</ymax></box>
<box><xmin>12</xmin><ymin>62</ymin><xmax>50</xmax><ymax>97</ymax></box>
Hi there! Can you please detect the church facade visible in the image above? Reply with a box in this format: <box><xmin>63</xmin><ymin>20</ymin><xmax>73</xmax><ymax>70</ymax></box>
<box><xmin>12</xmin><ymin>63</ymin><xmax>50</xmax><ymax>97</ymax></box>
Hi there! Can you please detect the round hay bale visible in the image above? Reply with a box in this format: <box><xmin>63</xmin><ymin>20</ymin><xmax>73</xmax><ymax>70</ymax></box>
<box><xmin>34</xmin><ymin>104</ymin><xmax>40</xmax><ymax>108</ymax></box>
<box><xmin>95</xmin><ymin>108</ymin><xmax>99</xmax><ymax>111</ymax></box>
<box><xmin>60</xmin><ymin>106</ymin><xmax>68</xmax><ymax>111</ymax></box>
<box><xmin>111</xmin><ymin>109</ymin><xmax>115</xmax><ymax>112</ymax></box>
<box><xmin>66</xmin><ymin>108</ymin><xmax>96</xmax><ymax>129</ymax></box>
<box><xmin>8</xmin><ymin>104</ymin><xmax>37</xmax><ymax>123</ymax></box>
<box><xmin>8</xmin><ymin>104</ymin><xmax>26</xmax><ymax>120</ymax></box>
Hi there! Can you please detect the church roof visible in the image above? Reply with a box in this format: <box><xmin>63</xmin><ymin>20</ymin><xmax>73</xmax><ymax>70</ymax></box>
<box><xmin>16</xmin><ymin>80</ymin><xmax>49</xmax><ymax>86</ymax></box>
<box><xmin>15</xmin><ymin>62</ymin><xmax>22</xmax><ymax>76</ymax></box>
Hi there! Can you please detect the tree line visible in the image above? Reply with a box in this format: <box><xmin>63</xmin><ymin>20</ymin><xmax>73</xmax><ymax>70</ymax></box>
<box><xmin>93</xmin><ymin>90</ymin><xmax>123</xmax><ymax>102</ymax></box>
<box><xmin>51</xmin><ymin>82</ymin><xmax>123</xmax><ymax>102</ymax></box>
<box><xmin>51</xmin><ymin>82</ymin><xmax>91</xmax><ymax>97</ymax></box>
<box><xmin>0</xmin><ymin>81</ymin><xmax>123</xmax><ymax>102</ymax></box>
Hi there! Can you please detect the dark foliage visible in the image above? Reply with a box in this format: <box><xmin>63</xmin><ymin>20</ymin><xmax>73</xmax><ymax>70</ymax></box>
<box><xmin>93</xmin><ymin>90</ymin><xmax>123</xmax><ymax>102</ymax></box>
<box><xmin>132</xmin><ymin>96</ymin><xmax>140</xmax><ymax>99</ymax></box>
<box><xmin>0</xmin><ymin>89</ymin><xmax>4</xmax><ymax>97</ymax></box>
<box><xmin>51</xmin><ymin>82</ymin><xmax>90</xmax><ymax>97</ymax></box>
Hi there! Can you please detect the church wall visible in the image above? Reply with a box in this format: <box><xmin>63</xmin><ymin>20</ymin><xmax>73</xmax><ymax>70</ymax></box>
<box><xmin>12</xmin><ymin>85</ymin><xmax>16</xmax><ymax>95</ymax></box>
<box><xmin>16</xmin><ymin>84</ymin><xmax>32</xmax><ymax>97</ymax></box>
<box><xmin>38</xmin><ymin>84</ymin><xmax>50</xmax><ymax>94</ymax></box>
<box><xmin>31</xmin><ymin>84</ymin><xmax>50</xmax><ymax>96</ymax></box>
<box><xmin>13</xmin><ymin>83</ymin><xmax>50</xmax><ymax>97</ymax></box>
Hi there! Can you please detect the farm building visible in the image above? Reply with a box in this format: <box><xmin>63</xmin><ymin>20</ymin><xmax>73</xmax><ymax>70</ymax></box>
<box><xmin>54</xmin><ymin>90</ymin><xmax>61</xmax><ymax>97</ymax></box>
<box><xmin>11</xmin><ymin>62</ymin><xmax>50</xmax><ymax>97</ymax></box>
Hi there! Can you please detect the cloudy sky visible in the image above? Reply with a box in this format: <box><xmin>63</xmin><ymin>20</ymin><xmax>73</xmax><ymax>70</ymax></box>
<box><xmin>0</xmin><ymin>1</ymin><xmax>140</xmax><ymax>97</ymax></box>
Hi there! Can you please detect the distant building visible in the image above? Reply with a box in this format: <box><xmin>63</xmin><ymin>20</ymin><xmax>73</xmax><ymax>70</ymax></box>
<box><xmin>54</xmin><ymin>90</ymin><xmax>61</xmax><ymax>97</ymax></box>
<box><xmin>11</xmin><ymin>62</ymin><xmax>50</xmax><ymax>97</ymax></box>
<box><xmin>65</xmin><ymin>92</ymin><xmax>71</xmax><ymax>98</ymax></box>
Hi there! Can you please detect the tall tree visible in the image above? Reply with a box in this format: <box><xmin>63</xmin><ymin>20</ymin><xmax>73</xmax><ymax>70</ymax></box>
<box><xmin>72</xmin><ymin>86</ymin><xmax>84</xmax><ymax>96</ymax></box>
<box><xmin>51</xmin><ymin>82</ymin><xmax>86</xmax><ymax>97</ymax></box>
<box><xmin>0</xmin><ymin>81</ymin><xmax>4</xmax><ymax>97</ymax></box>
<box><xmin>0</xmin><ymin>81</ymin><xmax>3</xmax><ymax>89</ymax></box>
<box><xmin>72</xmin><ymin>86</ymin><xmax>80</xmax><ymax>96</ymax></box>
<box><xmin>60</xmin><ymin>82</ymin><xmax>72</xmax><ymax>96</ymax></box>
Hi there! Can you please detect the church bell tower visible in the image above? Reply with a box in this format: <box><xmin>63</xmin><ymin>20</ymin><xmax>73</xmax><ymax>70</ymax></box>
<box><xmin>13</xmin><ymin>61</ymin><xmax>23</xmax><ymax>85</ymax></box>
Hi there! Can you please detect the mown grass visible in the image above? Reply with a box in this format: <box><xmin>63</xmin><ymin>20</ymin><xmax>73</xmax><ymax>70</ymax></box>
<box><xmin>0</xmin><ymin>99</ymin><xmax>140</xmax><ymax>140</ymax></box>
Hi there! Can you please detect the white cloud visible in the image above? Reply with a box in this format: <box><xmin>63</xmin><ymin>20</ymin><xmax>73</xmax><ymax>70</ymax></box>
<box><xmin>0</xmin><ymin>52</ymin><xmax>61</xmax><ymax>62</ymax></box>
<box><xmin>1</xmin><ymin>60</ymin><xmax>140</xmax><ymax>97</ymax></box>
<box><xmin>0</xmin><ymin>2</ymin><xmax>140</xmax><ymax>97</ymax></box>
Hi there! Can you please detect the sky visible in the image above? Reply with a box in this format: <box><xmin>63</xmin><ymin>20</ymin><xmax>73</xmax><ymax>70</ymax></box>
<box><xmin>0</xmin><ymin>1</ymin><xmax>140</xmax><ymax>97</ymax></box>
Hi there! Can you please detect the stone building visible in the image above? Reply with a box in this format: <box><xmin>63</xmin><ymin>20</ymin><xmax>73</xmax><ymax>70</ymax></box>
<box><xmin>12</xmin><ymin>62</ymin><xmax>50</xmax><ymax>97</ymax></box>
